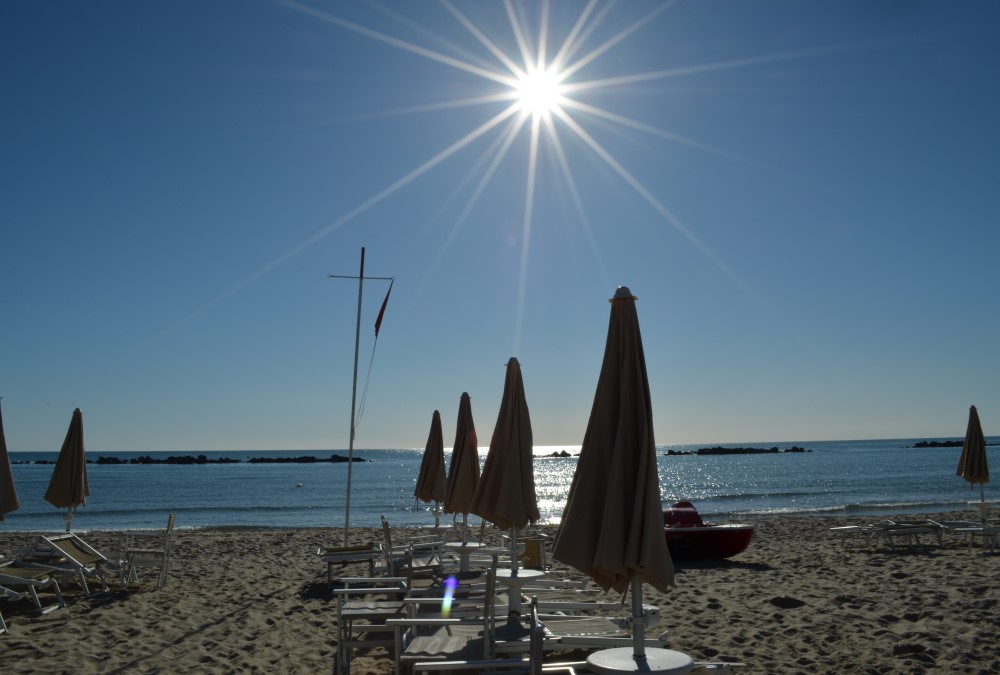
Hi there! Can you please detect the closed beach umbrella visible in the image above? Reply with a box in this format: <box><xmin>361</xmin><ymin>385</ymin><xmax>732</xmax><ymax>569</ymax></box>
<box><xmin>44</xmin><ymin>407</ymin><xmax>90</xmax><ymax>531</ymax></box>
<box><xmin>470</xmin><ymin>357</ymin><xmax>539</xmax><ymax>567</ymax></box>
<box><xmin>0</xmin><ymin>399</ymin><xmax>21</xmax><ymax>522</ymax></box>
<box><xmin>956</xmin><ymin>405</ymin><xmax>989</xmax><ymax>518</ymax></box>
<box><xmin>414</xmin><ymin>410</ymin><xmax>447</xmax><ymax>526</ymax></box>
<box><xmin>552</xmin><ymin>286</ymin><xmax>677</xmax><ymax>670</ymax></box>
<box><xmin>444</xmin><ymin>392</ymin><xmax>479</xmax><ymax>540</ymax></box>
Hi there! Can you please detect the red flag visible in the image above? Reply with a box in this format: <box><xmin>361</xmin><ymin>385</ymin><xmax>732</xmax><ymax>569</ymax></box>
<box><xmin>375</xmin><ymin>279</ymin><xmax>393</xmax><ymax>337</ymax></box>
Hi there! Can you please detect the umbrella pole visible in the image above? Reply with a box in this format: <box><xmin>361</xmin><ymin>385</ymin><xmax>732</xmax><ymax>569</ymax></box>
<box><xmin>631</xmin><ymin>576</ymin><xmax>646</xmax><ymax>661</ymax></box>
<box><xmin>510</xmin><ymin>528</ymin><xmax>519</xmax><ymax>572</ymax></box>
<box><xmin>64</xmin><ymin>507</ymin><xmax>76</xmax><ymax>532</ymax></box>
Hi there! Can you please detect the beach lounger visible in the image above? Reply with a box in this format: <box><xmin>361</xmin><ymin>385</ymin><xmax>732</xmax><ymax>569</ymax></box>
<box><xmin>380</xmin><ymin>515</ymin><xmax>443</xmax><ymax>582</ymax></box>
<box><xmin>0</xmin><ymin>560</ymin><xmax>67</xmax><ymax>629</ymax></box>
<box><xmin>317</xmin><ymin>543</ymin><xmax>379</xmax><ymax>587</ymax></box>
<box><xmin>952</xmin><ymin>525</ymin><xmax>1000</xmax><ymax>553</ymax></box>
<box><xmin>883</xmin><ymin>520</ymin><xmax>944</xmax><ymax>546</ymax></box>
<box><xmin>483</xmin><ymin>577</ymin><xmax>667</xmax><ymax>657</ymax></box>
<box><xmin>492</xmin><ymin>573</ymin><xmax>627</xmax><ymax>625</ymax></box>
<box><xmin>332</xmin><ymin>567</ymin><xmax>494</xmax><ymax>675</ymax></box>
<box><xmin>504</xmin><ymin>604</ymin><xmax>668</xmax><ymax>657</ymax></box>
<box><xmin>387</xmin><ymin>566</ymin><xmax>503</xmax><ymax>675</ymax></box>
<box><xmin>123</xmin><ymin>513</ymin><xmax>175</xmax><ymax>590</ymax></box>
<box><xmin>334</xmin><ymin>576</ymin><xmax>411</xmax><ymax>675</ymax></box>
<box><xmin>15</xmin><ymin>533</ymin><xmax>110</xmax><ymax>594</ymax></box>
<box><xmin>414</xmin><ymin>596</ymin><xmax>743</xmax><ymax>674</ymax></box>
<box><xmin>830</xmin><ymin>520</ymin><xmax>941</xmax><ymax>550</ymax></box>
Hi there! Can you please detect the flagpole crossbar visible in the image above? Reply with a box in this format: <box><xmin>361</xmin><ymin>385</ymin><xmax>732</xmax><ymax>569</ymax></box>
<box><xmin>327</xmin><ymin>274</ymin><xmax>394</xmax><ymax>281</ymax></box>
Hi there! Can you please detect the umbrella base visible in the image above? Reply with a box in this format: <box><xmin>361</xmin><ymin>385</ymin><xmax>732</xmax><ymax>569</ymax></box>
<box><xmin>586</xmin><ymin>647</ymin><xmax>694</xmax><ymax>675</ymax></box>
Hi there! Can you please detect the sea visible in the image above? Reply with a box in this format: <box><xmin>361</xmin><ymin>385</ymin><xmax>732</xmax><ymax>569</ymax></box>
<box><xmin>3</xmin><ymin>438</ymin><xmax>995</xmax><ymax>533</ymax></box>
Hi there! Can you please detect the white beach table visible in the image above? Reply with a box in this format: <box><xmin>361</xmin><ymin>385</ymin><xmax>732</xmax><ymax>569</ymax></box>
<box><xmin>443</xmin><ymin>541</ymin><xmax>488</xmax><ymax>572</ymax></box>
<box><xmin>494</xmin><ymin>568</ymin><xmax>544</xmax><ymax>615</ymax></box>
<box><xmin>586</xmin><ymin>647</ymin><xmax>695</xmax><ymax>674</ymax></box>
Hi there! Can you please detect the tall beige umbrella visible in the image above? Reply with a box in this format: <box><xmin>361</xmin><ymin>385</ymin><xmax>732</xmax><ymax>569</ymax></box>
<box><xmin>470</xmin><ymin>357</ymin><xmax>539</xmax><ymax>570</ymax></box>
<box><xmin>957</xmin><ymin>404</ymin><xmax>990</xmax><ymax>522</ymax></box>
<box><xmin>444</xmin><ymin>392</ymin><xmax>479</xmax><ymax>542</ymax></box>
<box><xmin>553</xmin><ymin>287</ymin><xmax>685</xmax><ymax>674</ymax></box>
<box><xmin>414</xmin><ymin>409</ymin><xmax>447</xmax><ymax>527</ymax></box>
<box><xmin>0</xmin><ymin>398</ymin><xmax>21</xmax><ymax>522</ymax></box>
<box><xmin>44</xmin><ymin>408</ymin><xmax>90</xmax><ymax>531</ymax></box>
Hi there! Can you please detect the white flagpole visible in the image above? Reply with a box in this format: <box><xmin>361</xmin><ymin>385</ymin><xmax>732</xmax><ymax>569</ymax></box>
<box><xmin>344</xmin><ymin>248</ymin><xmax>365</xmax><ymax>547</ymax></box>
<box><xmin>329</xmin><ymin>247</ymin><xmax>393</xmax><ymax>547</ymax></box>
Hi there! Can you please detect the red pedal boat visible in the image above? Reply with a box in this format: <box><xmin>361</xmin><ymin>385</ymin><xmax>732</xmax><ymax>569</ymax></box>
<box><xmin>663</xmin><ymin>501</ymin><xmax>755</xmax><ymax>559</ymax></box>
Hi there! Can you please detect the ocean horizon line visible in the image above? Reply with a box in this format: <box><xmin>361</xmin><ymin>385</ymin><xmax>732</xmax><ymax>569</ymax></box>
<box><xmin>8</xmin><ymin>434</ymin><xmax>996</xmax><ymax>456</ymax></box>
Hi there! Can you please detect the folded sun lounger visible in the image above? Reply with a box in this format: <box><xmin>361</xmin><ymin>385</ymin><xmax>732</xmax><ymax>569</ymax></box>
<box><xmin>0</xmin><ymin>560</ymin><xmax>67</xmax><ymax>631</ymax></box>
<box><xmin>830</xmin><ymin>520</ymin><xmax>942</xmax><ymax>550</ymax></box>
<box><xmin>15</xmin><ymin>533</ymin><xmax>110</xmax><ymax>594</ymax></box>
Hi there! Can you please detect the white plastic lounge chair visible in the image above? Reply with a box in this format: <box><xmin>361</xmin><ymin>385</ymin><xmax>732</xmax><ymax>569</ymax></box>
<box><xmin>124</xmin><ymin>513</ymin><xmax>175</xmax><ymax>590</ymax></box>
<box><xmin>16</xmin><ymin>533</ymin><xmax>110</xmax><ymax>594</ymax></box>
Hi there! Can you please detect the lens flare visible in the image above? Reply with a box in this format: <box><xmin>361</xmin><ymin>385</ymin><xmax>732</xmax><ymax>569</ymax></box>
<box><xmin>442</xmin><ymin>575</ymin><xmax>458</xmax><ymax>617</ymax></box>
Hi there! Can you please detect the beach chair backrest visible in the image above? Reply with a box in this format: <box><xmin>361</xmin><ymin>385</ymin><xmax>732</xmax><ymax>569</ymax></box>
<box><xmin>479</xmin><ymin>563</ymin><xmax>499</xmax><ymax>660</ymax></box>
<box><xmin>50</xmin><ymin>535</ymin><xmax>106</xmax><ymax>565</ymax></box>
<box><xmin>529</xmin><ymin>597</ymin><xmax>543</xmax><ymax>675</ymax></box>
<box><xmin>164</xmin><ymin>513</ymin><xmax>176</xmax><ymax>551</ymax></box>
<box><xmin>158</xmin><ymin>513</ymin><xmax>176</xmax><ymax>589</ymax></box>
<box><xmin>381</xmin><ymin>515</ymin><xmax>393</xmax><ymax>551</ymax></box>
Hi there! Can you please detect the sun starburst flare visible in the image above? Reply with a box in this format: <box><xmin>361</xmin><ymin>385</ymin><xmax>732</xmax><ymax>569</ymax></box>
<box><xmin>513</xmin><ymin>66</ymin><xmax>565</xmax><ymax>118</ymax></box>
<box><xmin>241</xmin><ymin>0</ymin><xmax>839</xmax><ymax>352</ymax></box>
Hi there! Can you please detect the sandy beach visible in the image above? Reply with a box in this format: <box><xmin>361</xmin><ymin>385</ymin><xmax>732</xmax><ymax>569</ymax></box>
<box><xmin>2</xmin><ymin>513</ymin><xmax>998</xmax><ymax>674</ymax></box>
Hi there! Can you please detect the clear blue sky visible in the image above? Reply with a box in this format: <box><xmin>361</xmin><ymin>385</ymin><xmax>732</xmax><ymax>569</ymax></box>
<box><xmin>2</xmin><ymin>1</ymin><xmax>998</xmax><ymax>452</ymax></box>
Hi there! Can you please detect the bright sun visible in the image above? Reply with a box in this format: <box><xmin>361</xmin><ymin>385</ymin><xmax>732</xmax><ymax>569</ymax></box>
<box><xmin>514</xmin><ymin>67</ymin><xmax>564</xmax><ymax>117</ymax></box>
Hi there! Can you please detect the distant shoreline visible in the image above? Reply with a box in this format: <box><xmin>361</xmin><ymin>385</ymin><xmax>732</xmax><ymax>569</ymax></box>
<box><xmin>667</xmin><ymin>445</ymin><xmax>811</xmax><ymax>456</ymax></box>
<box><xmin>13</xmin><ymin>453</ymin><xmax>369</xmax><ymax>466</ymax></box>
<box><xmin>13</xmin><ymin>437</ymin><xmax>992</xmax><ymax>464</ymax></box>
<box><xmin>7</xmin><ymin>437</ymin><xmax>999</xmax><ymax>456</ymax></box>
<box><xmin>909</xmin><ymin>440</ymin><xmax>999</xmax><ymax>448</ymax></box>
